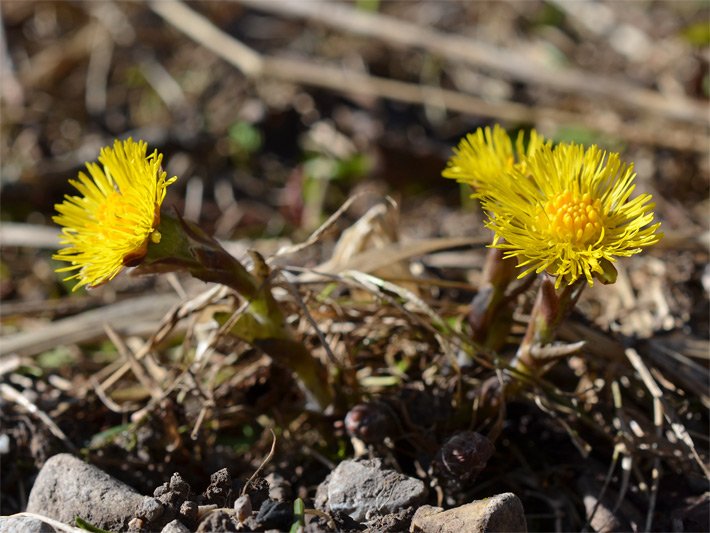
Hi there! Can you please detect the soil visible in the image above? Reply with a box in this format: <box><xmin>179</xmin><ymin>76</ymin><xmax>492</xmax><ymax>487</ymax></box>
<box><xmin>1</xmin><ymin>2</ymin><xmax>708</xmax><ymax>532</ymax></box>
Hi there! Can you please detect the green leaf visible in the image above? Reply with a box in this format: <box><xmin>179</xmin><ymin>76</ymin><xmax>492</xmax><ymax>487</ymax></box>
<box><xmin>229</xmin><ymin>121</ymin><xmax>263</xmax><ymax>154</ymax></box>
<box><xmin>75</xmin><ymin>516</ymin><xmax>113</xmax><ymax>533</ymax></box>
<box><xmin>681</xmin><ymin>21</ymin><xmax>710</xmax><ymax>47</ymax></box>
<box><xmin>87</xmin><ymin>423</ymin><xmax>133</xmax><ymax>450</ymax></box>
<box><xmin>37</xmin><ymin>347</ymin><xmax>76</xmax><ymax>369</ymax></box>
<box><xmin>356</xmin><ymin>0</ymin><xmax>379</xmax><ymax>12</ymax></box>
<box><xmin>289</xmin><ymin>497</ymin><xmax>306</xmax><ymax>532</ymax></box>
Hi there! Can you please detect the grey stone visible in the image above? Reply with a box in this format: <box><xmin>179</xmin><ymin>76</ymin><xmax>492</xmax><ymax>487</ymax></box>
<box><xmin>266</xmin><ymin>472</ymin><xmax>291</xmax><ymax>502</ymax></box>
<box><xmin>161</xmin><ymin>519</ymin><xmax>191</xmax><ymax>533</ymax></box>
<box><xmin>410</xmin><ymin>505</ymin><xmax>443</xmax><ymax>522</ymax></box>
<box><xmin>26</xmin><ymin>453</ymin><xmax>144</xmax><ymax>532</ymax></box>
<box><xmin>410</xmin><ymin>493</ymin><xmax>526</xmax><ymax>533</ymax></box>
<box><xmin>578</xmin><ymin>475</ymin><xmax>642</xmax><ymax>532</ymax></box>
<box><xmin>366</xmin><ymin>507</ymin><xmax>417</xmax><ymax>531</ymax></box>
<box><xmin>179</xmin><ymin>500</ymin><xmax>199</xmax><ymax>529</ymax></box>
<box><xmin>0</xmin><ymin>515</ymin><xmax>56</xmax><ymax>533</ymax></box>
<box><xmin>234</xmin><ymin>494</ymin><xmax>252</xmax><ymax>523</ymax></box>
<box><xmin>316</xmin><ymin>458</ymin><xmax>427</xmax><ymax>522</ymax></box>
<box><xmin>197</xmin><ymin>509</ymin><xmax>238</xmax><ymax>532</ymax></box>
<box><xmin>136</xmin><ymin>496</ymin><xmax>166</xmax><ymax>523</ymax></box>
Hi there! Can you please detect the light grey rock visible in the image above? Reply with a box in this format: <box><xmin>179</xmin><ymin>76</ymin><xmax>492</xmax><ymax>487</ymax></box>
<box><xmin>0</xmin><ymin>515</ymin><xmax>56</xmax><ymax>533</ymax></box>
<box><xmin>26</xmin><ymin>453</ymin><xmax>143</xmax><ymax>531</ymax></box>
<box><xmin>234</xmin><ymin>494</ymin><xmax>252</xmax><ymax>523</ymax></box>
<box><xmin>315</xmin><ymin>458</ymin><xmax>427</xmax><ymax>522</ymax></box>
<box><xmin>409</xmin><ymin>505</ymin><xmax>443</xmax><ymax>523</ymax></box>
<box><xmin>365</xmin><ymin>507</ymin><xmax>417</xmax><ymax>531</ymax></box>
<box><xmin>266</xmin><ymin>472</ymin><xmax>291</xmax><ymax>502</ymax></box>
<box><xmin>136</xmin><ymin>496</ymin><xmax>166</xmax><ymax>523</ymax></box>
<box><xmin>578</xmin><ymin>475</ymin><xmax>642</xmax><ymax>532</ymax></box>
<box><xmin>161</xmin><ymin>519</ymin><xmax>191</xmax><ymax>533</ymax></box>
<box><xmin>410</xmin><ymin>493</ymin><xmax>526</xmax><ymax>533</ymax></box>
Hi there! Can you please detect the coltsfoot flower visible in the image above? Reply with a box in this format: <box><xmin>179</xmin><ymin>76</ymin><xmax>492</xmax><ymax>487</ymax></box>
<box><xmin>442</xmin><ymin>125</ymin><xmax>548</xmax><ymax>191</ymax></box>
<box><xmin>53</xmin><ymin>138</ymin><xmax>177</xmax><ymax>290</ymax></box>
<box><xmin>477</xmin><ymin>142</ymin><xmax>662</xmax><ymax>288</ymax></box>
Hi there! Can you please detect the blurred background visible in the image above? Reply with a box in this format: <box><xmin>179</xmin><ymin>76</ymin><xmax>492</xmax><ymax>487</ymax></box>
<box><xmin>2</xmin><ymin>1</ymin><xmax>707</xmax><ymax>256</ymax></box>
<box><xmin>1</xmin><ymin>1</ymin><xmax>709</xmax><ymax>528</ymax></box>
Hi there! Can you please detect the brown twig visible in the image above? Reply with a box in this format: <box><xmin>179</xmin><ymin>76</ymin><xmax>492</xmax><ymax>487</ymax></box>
<box><xmin>147</xmin><ymin>0</ymin><xmax>708</xmax><ymax>153</ymax></box>
<box><xmin>0</xmin><ymin>383</ymin><xmax>77</xmax><ymax>453</ymax></box>
<box><xmin>0</xmin><ymin>293</ymin><xmax>181</xmax><ymax>357</ymax></box>
<box><xmin>236</xmin><ymin>0</ymin><xmax>707</xmax><ymax>127</ymax></box>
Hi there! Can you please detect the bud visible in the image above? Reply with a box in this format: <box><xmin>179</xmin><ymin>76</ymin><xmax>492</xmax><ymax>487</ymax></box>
<box><xmin>431</xmin><ymin>431</ymin><xmax>495</xmax><ymax>488</ymax></box>
<box><xmin>344</xmin><ymin>402</ymin><xmax>396</xmax><ymax>444</ymax></box>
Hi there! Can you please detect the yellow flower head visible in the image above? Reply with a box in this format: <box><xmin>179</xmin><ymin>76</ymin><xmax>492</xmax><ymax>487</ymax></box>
<box><xmin>53</xmin><ymin>138</ymin><xmax>177</xmax><ymax>290</ymax></box>
<box><xmin>477</xmin><ymin>142</ymin><xmax>662</xmax><ymax>288</ymax></box>
<box><xmin>442</xmin><ymin>125</ymin><xmax>548</xmax><ymax>191</ymax></box>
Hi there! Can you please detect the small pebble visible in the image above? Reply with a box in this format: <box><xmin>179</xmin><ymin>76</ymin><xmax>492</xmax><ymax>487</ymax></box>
<box><xmin>234</xmin><ymin>494</ymin><xmax>252</xmax><ymax>523</ymax></box>
<box><xmin>160</xmin><ymin>519</ymin><xmax>191</xmax><ymax>533</ymax></box>
<box><xmin>169</xmin><ymin>473</ymin><xmax>191</xmax><ymax>498</ymax></box>
<box><xmin>179</xmin><ymin>500</ymin><xmax>198</xmax><ymax>529</ymax></box>
<box><xmin>256</xmin><ymin>499</ymin><xmax>293</xmax><ymax>531</ymax></box>
<box><xmin>137</xmin><ymin>497</ymin><xmax>165</xmax><ymax>523</ymax></box>
<box><xmin>316</xmin><ymin>458</ymin><xmax>427</xmax><ymax>522</ymax></box>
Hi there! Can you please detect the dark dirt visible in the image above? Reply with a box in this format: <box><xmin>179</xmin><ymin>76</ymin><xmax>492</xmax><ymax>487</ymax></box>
<box><xmin>1</xmin><ymin>1</ymin><xmax>708</xmax><ymax>532</ymax></box>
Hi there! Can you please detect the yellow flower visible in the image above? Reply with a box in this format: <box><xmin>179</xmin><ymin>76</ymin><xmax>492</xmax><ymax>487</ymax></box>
<box><xmin>442</xmin><ymin>125</ymin><xmax>548</xmax><ymax>191</ymax></box>
<box><xmin>53</xmin><ymin>138</ymin><xmax>177</xmax><ymax>290</ymax></box>
<box><xmin>477</xmin><ymin>142</ymin><xmax>662</xmax><ymax>288</ymax></box>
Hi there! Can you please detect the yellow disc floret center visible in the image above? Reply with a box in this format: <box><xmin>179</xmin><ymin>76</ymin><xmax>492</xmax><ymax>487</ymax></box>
<box><xmin>539</xmin><ymin>191</ymin><xmax>603</xmax><ymax>246</ymax></box>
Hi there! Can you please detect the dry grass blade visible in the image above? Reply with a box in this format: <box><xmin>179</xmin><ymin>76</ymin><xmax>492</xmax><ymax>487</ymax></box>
<box><xmin>91</xmin><ymin>375</ymin><xmax>136</xmax><ymax>414</ymax></box>
<box><xmin>647</xmin><ymin>336</ymin><xmax>710</xmax><ymax>408</ymax></box>
<box><xmin>0</xmin><ymin>293</ymin><xmax>181</xmax><ymax>358</ymax></box>
<box><xmin>306</xmin><ymin>199</ymin><xmax>403</xmax><ymax>277</ymax></box>
<box><xmin>190</xmin><ymin>392</ymin><xmax>216</xmax><ymax>441</ymax></box>
<box><xmin>272</xmin><ymin>191</ymin><xmax>373</xmax><ymax>260</ymax></box>
<box><xmin>0</xmin><ymin>355</ymin><xmax>25</xmax><ymax>377</ymax></box>
<box><xmin>303</xmin><ymin>236</ymin><xmax>488</xmax><ymax>278</ymax></box>
<box><xmin>339</xmin><ymin>269</ymin><xmax>471</xmax><ymax>377</ymax></box>
<box><xmin>148</xmin><ymin>0</ymin><xmax>262</xmax><ymax>76</ymax></box>
<box><xmin>608</xmin><ymin>380</ymin><xmax>640</xmax><ymax>530</ymax></box>
<box><xmin>278</xmin><ymin>273</ymin><xmax>338</xmax><ymax>366</ymax></box>
<box><xmin>0</xmin><ymin>513</ymin><xmax>84</xmax><ymax>533</ymax></box>
<box><xmin>0</xmin><ymin>222</ymin><xmax>60</xmax><ymax>249</ymax></box>
<box><xmin>98</xmin><ymin>285</ymin><xmax>229</xmax><ymax>392</ymax></box>
<box><xmin>103</xmin><ymin>324</ymin><xmax>164</xmax><ymax>402</ymax></box>
<box><xmin>530</xmin><ymin>392</ymin><xmax>591</xmax><ymax>458</ymax></box>
<box><xmin>237</xmin><ymin>0</ymin><xmax>707</xmax><ymax>126</ymax></box>
<box><xmin>304</xmin><ymin>265</ymin><xmax>497</xmax><ymax>371</ymax></box>
<box><xmin>582</xmin><ymin>443</ymin><xmax>623</xmax><ymax>532</ymax></box>
<box><xmin>342</xmin><ymin>270</ymin><xmax>449</xmax><ymax>331</ymax></box>
<box><xmin>241</xmin><ymin>429</ymin><xmax>278</xmax><ymax>497</ymax></box>
<box><xmin>529</xmin><ymin>340</ymin><xmax>586</xmax><ymax>361</ymax></box>
<box><xmin>0</xmin><ymin>383</ymin><xmax>76</xmax><ymax>453</ymax></box>
<box><xmin>148</xmin><ymin>0</ymin><xmax>707</xmax><ymax>152</ymax></box>
<box><xmin>625</xmin><ymin>347</ymin><xmax>709</xmax><ymax>479</ymax></box>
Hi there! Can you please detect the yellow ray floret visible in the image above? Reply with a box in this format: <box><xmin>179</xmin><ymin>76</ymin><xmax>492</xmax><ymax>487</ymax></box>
<box><xmin>53</xmin><ymin>138</ymin><xmax>177</xmax><ymax>290</ymax></box>
<box><xmin>442</xmin><ymin>125</ymin><xmax>549</xmax><ymax>191</ymax></box>
<box><xmin>476</xmin><ymin>142</ymin><xmax>662</xmax><ymax>288</ymax></box>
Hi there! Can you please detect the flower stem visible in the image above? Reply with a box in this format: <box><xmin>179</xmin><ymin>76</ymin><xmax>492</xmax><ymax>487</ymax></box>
<box><xmin>139</xmin><ymin>212</ymin><xmax>333</xmax><ymax>409</ymax></box>
<box><xmin>469</xmin><ymin>248</ymin><xmax>518</xmax><ymax>350</ymax></box>
<box><xmin>470</xmin><ymin>275</ymin><xmax>585</xmax><ymax>427</ymax></box>
<box><xmin>512</xmin><ymin>275</ymin><xmax>585</xmax><ymax>375</ymax></box>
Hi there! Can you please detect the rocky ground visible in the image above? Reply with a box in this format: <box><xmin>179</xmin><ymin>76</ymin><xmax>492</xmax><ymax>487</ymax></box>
<box><xmin>1</xmin><ymin>2</ymin><xmax>708</xmax><ymax>532</ymax></box>
<box><xmin>4</xmin><ymin>453</ymin><xmax>525</xmax><ymax>532</ymax></box>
